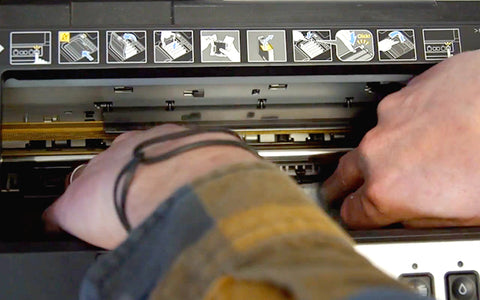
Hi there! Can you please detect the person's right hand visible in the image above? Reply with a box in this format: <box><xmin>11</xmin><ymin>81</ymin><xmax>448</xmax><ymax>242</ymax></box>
<box><xmin>321</xmin><ymin>50</ymin><xmax>480</xmax><ymax>229</ymax></box>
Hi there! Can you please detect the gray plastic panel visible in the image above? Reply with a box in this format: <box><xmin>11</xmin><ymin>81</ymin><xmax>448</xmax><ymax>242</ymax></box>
<box><xmin>173</xmin><ymin>1</ymin><xmax>480</xmax><ymax>26</ymax></box>
<box><xmin>0</xmin><ymin>4</ymin><xmax>70</xmax><ymax>29</ymax></box>
<box><xmin>71</xmin><ymin>1</ymin><xmax>172</xmax><ymax>27</ymax></box>
<box><xmin>0</xmin><ymin>251</ymin><xmax>96</xmax><ymax>300</ymax></box>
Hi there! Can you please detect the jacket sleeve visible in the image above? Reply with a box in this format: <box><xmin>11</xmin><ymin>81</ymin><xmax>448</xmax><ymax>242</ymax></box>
<box><xmin>80</xmin><ymin>161</ymin><xmax>417</xmax><ymax>300</ymax></box>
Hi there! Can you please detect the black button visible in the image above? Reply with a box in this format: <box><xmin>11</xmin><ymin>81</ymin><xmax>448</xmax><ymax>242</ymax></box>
<box><xmin>446</xmin><ymin>272</ymin><xmax>479</xmax><ymax>300</ymax></box>
<box><xmin>452</xmin><ymin>277</ymin><xmax>475</xmax><ymax>299</ymax></box>
<box><xmin>399</xmin><ymin>273</ymin><xmax>434</xmax><ymax>297</ymax></box>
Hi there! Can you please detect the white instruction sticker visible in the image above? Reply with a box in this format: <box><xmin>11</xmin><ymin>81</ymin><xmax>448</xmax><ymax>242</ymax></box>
<box><xmin>247</xmin><ymin>30</ymin><xmax>287</xmax><ymax>63</ymax></box>
<box><xmin>106</xmin><ymin>31</ymin><xmax>147</xmax><ymax>64</ymax></box>
<box><xmin>423</xmin><ymin>28</ymin><xmax>462</xmax><ymax>60</ymax></box>
<box><xmin>10</xmin><ymin>31</ymin><xmax>52</xmax><ymax>65</ymax></box>
<box><xmin>59</xmin><ymin>31</ymin><xmax>100</xmax><ymax>64</ymax></box>
<box><xmin>200</xmin><ymin>30</ymin><xmax>241</xmax><ymax>63</ymax></box>
<box><xmin>377</xmin><ymin>29</ymin><xmax>417</xmax><ymax>61</ymax></box>
<box><xmin>154</xmin><ymin>30</ymin><xmax>194</xmax><ymax>63</ymax></box>
<box><xmin>293</xmin><ymin>30</ymin><xmax>333</xmax><ymax>62</ymax></box>
<box><xmin>335</xmin><ymin>30</ymin><xmax>374</xmax><ymax>62</ymax></box>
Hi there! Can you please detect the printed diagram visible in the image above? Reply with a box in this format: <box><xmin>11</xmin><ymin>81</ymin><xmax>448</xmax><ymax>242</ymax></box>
<box><xmin>335</xmin><ymin>30</ymin><xmax>374</xmax><ymax>62</ymax></box>
<box><xmin>107</xmin><ymin>31</ymin><xmax>146</xmax><ymax>63</ymax></box>
<box><xmin>423</xmin><ymin>29</ymin><xmax>461</xmax><ymax>60</ymax></box>
<box><xmin>247</xmin><ymin>30</ymin><xmax>287</xmax><ymax>62</ymax></box>
<box><xmin>154</xmin><ymin>31</ymin><xmax>193</xmax><ymax>63</ymax></box>
<box><xmin>377</xmin><ymin>30</ymin><xmax>417</xmax><ymax>61</ymax></box>
<box><xmin>293</xmin><ymin>30</ymin><xmax>333</xmax><ymax>62</ymax></box>
<box><xmin>59</xmin><ymin>31</ymin><xmax>99</xmax><ymax>64</ymax></box>
<box><xmin>10</xmin><ymin>31</ymin><xmax>51</xmax><ymax>65</ymax></box>
<box><xmin>201</xmin><ymin>30</ymin><xmax>241</xmax><ymax>62</ymax></box>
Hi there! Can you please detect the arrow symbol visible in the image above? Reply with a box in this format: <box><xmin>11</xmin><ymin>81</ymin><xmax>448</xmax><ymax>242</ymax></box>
<box><xmin>349</xmin><ymin>32</ymin><xmax>356</xmax><ymax>45</ymax></box>
<box><xmin>389</xmin><ymin>31</ymin><xmax>406</xmax><ymax>43</ymax></box>
<box><xmin>122</xmin><ymin>33</ymin><xmax>137</xmax><ymax>42</ymax></box>
<box><xmin>0</xmin><ymin>44</ymin><xmax>4</xmax><ymax>54</ymax></box>
<box><xmin>475</xmin><ymin>28</ymin><xmax>480</xmax><ymax>33</ymax></box>
<box><xmin>81</xmin><ymin>50</ymin><xmax>94</xmax><ymax>61</ymax></box>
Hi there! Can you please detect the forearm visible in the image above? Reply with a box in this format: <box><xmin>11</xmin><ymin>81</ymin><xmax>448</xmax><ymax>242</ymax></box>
<box><xmin>80</xmin><ymin>161</ymin><xmax>408</xmax><ymax>300</ymax></box>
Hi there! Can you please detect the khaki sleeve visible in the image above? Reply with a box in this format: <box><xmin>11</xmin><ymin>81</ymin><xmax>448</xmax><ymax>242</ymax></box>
<box><xmin>148</xmin><ymin>162</ymin><xmax>406</xmax><ymax>300</ymax></box>
<box><xmin>204</xmin><ymin>276</ymin><xmax>292</xmax><ymax>300</ymax></box>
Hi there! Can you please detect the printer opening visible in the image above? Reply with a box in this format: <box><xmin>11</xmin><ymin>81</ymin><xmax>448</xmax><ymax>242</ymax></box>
<box><xmin>1</xmin><ymin>66</ymin><xmax>416</xmax><ymax>247</ymax></box>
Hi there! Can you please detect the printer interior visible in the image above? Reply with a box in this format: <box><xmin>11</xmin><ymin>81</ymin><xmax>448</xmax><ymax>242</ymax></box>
<box><xmin>2</xmin><ymin>0</ymin><xmax>480</xmax><ymax>297</ymax></box>
<box><xmin>1</xmin><ymin>66</ymin><xmax>413</xmax><ymax>245</ymax></box>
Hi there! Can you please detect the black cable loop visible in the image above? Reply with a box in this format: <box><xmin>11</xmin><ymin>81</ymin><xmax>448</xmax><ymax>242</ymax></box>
<box><xmin>142</xmin><ymin>140</ymin><xmax>259</xmax><ymax>164</ymax></box>
<box><xmin>133</xmin><ymin>128</ymin><xmax>241</xmax><ymax>161</ymax></box>
<box><xmin>113</xmin><ymin>158</ymin><xmax>141</xmax><ymax>232</ymax></box>
<box><xmin>114</xmin><ymin>129</ymin><xmax>260</xmax><ymax>233</ymax></box>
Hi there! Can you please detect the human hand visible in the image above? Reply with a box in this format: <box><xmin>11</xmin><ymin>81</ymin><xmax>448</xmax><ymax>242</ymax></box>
<box><xmin>220</xmin><ymin>44</ymin><xmax>240</xmax><ymax>62</ymax></box>
<box><xmin>293</xmin><ymin>31</ymin><xmax>306</xmax><ymax>43</ymax></box>
<box><xmin>160</xmin><ymin>31</ymin><xmax>175</xmax><ymax>46</ymax></box>
<box><xmin>201</xmin><ymin>34</ymin><xmax>217</xmax><ymax>51</ymax></box>
<box><xmin>378</xmin><ymin>38</ymin><xmax>399</xmax><ymax>52</ymax></box>
<box><xmin>43</xmin><ymin>125</ymin><xmax>260</xmax><ymax>249</ymax></box>
<box><xmin>321</xmin><ymin>50</ymin><xmax>480</xmax><ymax>229</ymax></box>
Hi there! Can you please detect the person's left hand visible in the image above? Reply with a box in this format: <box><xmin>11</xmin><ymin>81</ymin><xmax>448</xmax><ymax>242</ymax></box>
<box><xmin>43</xmin><ymin>125</ymin><xmax>259</xmax><ymax>249</ymax></box>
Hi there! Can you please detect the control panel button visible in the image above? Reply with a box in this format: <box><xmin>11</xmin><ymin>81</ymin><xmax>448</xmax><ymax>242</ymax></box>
<box><xmin>399</xmin><ymin>273</ymin><xmax>434</xmax><ymax>297</ymax></box>
<box><xmin>446</xmin><ymin>272</ymin><xmax>479</xmax><ymax>300</ymax></box>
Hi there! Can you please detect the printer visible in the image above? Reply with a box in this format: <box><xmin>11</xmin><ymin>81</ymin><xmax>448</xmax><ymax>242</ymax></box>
<box><xmin>1</xmin><ymin>0</ymin><xmax>480</xmax><ymax>299</ymax></box>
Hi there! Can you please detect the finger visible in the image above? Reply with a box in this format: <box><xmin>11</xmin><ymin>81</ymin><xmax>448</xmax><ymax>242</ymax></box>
<box><xmin>320</xmin><ymin>150</ymin><xmax>364</xmax><ymax>203</ymax></box>
<box><xmin>340</xmin><ymin>186</ymin><xmax>395</xmax><ymax>229</ymax></box>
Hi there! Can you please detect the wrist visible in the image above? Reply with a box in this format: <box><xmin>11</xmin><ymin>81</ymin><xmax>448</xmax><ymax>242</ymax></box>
<box><xmin>125</xmin><ymin>144</ymin><xmax>260</xmax><ymax>229</ymax></box>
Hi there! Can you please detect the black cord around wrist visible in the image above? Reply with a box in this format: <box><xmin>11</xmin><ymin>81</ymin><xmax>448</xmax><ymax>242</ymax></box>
<box><xmin>113</xmin><ymin>129</ymin><xmax>260</xmax><ymax>232</ymax></box>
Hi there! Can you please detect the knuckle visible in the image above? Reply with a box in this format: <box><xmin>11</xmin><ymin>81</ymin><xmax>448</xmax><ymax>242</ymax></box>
<box><xmin>377</xmin><ymin>90</ymin><xmax>404</xmax><ymax>114</ymax></box>
<box><xmin>363</xmin><ymin>181</ymin><xmax>389</xmax><ymax>215</ymax></box>
<box><xmin>336</xmin><ymin>156</ymin><xmax>350</xmax><ymax>188</ymax></box>
<box><xmin>357</xmin><ymin>130</ymin><xmax>377</xmax><ymax>158</ymax></box>
<box><xmin>337</xmin><ymin>154</ymin><xmax>348</xmax><ymax>169</ymax></box>
<box><xmin>364</xmin><ymin>182</ymin><xmax>382</xmax><ymax>203</ymax></box>
<box><xmin>376</xmin><ymin>98</ymin><xmax>391</xmax><ymax>115</ymax></box>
